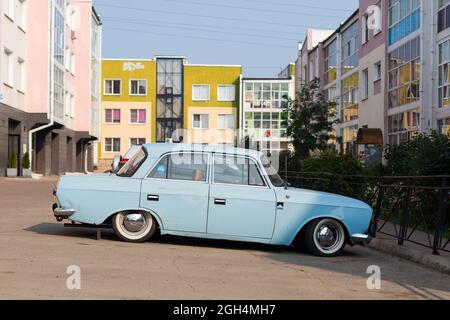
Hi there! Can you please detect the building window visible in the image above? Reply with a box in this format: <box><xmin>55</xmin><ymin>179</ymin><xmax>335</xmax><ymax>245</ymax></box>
<box><xmin>192</xmin><ymin>85</ymin><xmax>210</xmax><ymax>101</ymax></box>
<box><xmin>388</xmin><ymin>0</ymin><xmax>421</xmax><ymax>45</ymax></box>
<box><xmin>341</xmin><ymin>72</ymin><xmax>359</xmax><ymax>122</ymax></box>
<box><xmin>192</xmin><ymin>114</ymin><xmax>209</xmax><ymax>129</ymax></box>
<box><xmin>341</xmin><ymin>21</ymin><xmax>359</xmax><ymax>75</ymax></box>
<box><xmin>5</xmin><ymin>0</ymin><xmax>15</xmax><ymax>20</ymax></box>
<box><xmin>104</xmin><ymin>80</ymin><xmax>121</xmax><ymax>95</ymax></box>
<box><xmin>218</xmin><ymin>114</ymin><xmax>234</xmax><ymax>130</ymax></box>
<box><xmin>324</xmin><ymin>39</ymin><xmax>338</xmax><ymax>84</ymax></box>
<box><xmin>373</xmin><ymin>1</ymin><xmax>382</xmax><ymax>35</ymax></box>
<box><xmin>361</xmin><ymin>69</ymin><xmax>369</xmax><ymax>100</ymax></box>
<box><xmin>130</xmin><ymin>109</ymin><xmax>147</xmax><ymax>124</ymax></box>
<box><xmin>388</xmin><ymin>109</ymin><xmax>420</xmax><ymax>145</ymax></box>
<box><xmin>3</xmin><ymin>48</ymin><xmax>14</xmax><ymax>87</ymax></box>
<box><xmin>438</xmin><ymin>0</ymin><xmax>450</xmax><ymax>32</ymax></box>
<box><xmin>17</xmin><ymin>57</ymin><xmax>25</xmax><ymax>92</ymax></box>
<box><xmin>439</xmin><ymin>39</ymin><xmax>450</xmax><ymax>108</ymax></box>
<box><xmin>105</xmin><ymin>109</ymin><xmax>121</xmax><ymax>124</ymax></box>
<box><xmin>218</xmin><ymin>85</ymin><xmax>236</xmax><ymax>101</ymax></box>
<box><xmin>244</xmin><ymin>81</ymin><xmax>290</xmax><ymax>109</ymax></box>
<box><xmin>374</xmin><ymin>61</ymin><xmax>382</xmax><ymax>81</ymax></box>
<box><xmin>362</xmin><ymin>14</ymin><xmax>369</xmax><ymax>44</ymax></box>
<box><xmin>105</xmin><ymin>138</ymin><xmax>121</xmax><ymax>153</ymax></box>
<box><xmin>130</xmin><ymin>80</ymin><xmax>147</xmax><ymax>96</ymax></box>
<box><xmin>130</xmin><ymin>138</ymin><xmax>146</xmax><ymax>146</ymax></box>
<box><xmin>388</xmin><ymin>37</ymin><xmax>420</xmax><ymax>109</ymax></box>
<box><xmin>17</xmin><ymin>0</ymin><xmax>27</xmax><ymax>30</ymax></box>
<box><xmin>70</xmin><ymin>94</ymin><xmax>75</xmax><ymax>118</ymax></box>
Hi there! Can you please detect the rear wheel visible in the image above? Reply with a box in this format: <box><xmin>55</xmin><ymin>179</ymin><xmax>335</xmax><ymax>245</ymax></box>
<box><xmin>112</xmin><ymin>211</ymin><xmax>156</xmax><ymax>243</ymax></box>
<box><xmin>303</xmin><ymin>218</ymin><xmax>346</xmax><ymax>257</ymax></box>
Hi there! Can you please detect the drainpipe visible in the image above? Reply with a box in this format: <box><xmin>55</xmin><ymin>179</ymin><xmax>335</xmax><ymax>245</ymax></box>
<box><xmin>29</xmin><ymin>0</ymin><xmax>55</xmax><ymax>173</ymax></box>
<box><xmin>84</xmin><ymin>141</ymin><xmax>92</xmax><ymax>174</ymax></box>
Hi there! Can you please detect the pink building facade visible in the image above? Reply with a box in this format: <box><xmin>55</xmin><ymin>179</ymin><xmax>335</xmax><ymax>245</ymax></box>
<box><xmin>0</xmin><ymin>0</ymin><xmax>102</xmax><ymax>176</ymax></box>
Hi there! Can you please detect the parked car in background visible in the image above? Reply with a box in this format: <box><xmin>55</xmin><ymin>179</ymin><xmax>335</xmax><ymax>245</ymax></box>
<box><xmin>53</xmin><ymin>144</ymin><xmax>373</xmax><ymax>257</ymax></box>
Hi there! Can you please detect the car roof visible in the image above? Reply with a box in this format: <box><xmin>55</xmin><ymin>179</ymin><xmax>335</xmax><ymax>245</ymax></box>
<box><xmin>142</xmin><ymin>143</ymin><xmax>263</xmax><ymax>159</ymax></box>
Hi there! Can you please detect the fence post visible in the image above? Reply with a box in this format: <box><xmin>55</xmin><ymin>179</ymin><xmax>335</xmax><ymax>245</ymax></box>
<box><xmin>398</xmin><ymin>186</ymin><xmax>412</xmax><ymax>246</ymax></box>
<box><xmin>432</xmin><ymin>177</ymin><xmax>448</xmax><ymax>255</ymax></box>
<box><xmin>370</xmin><ymin>180</ymin><xmax>384</xmax><ymax>238</ymax></box>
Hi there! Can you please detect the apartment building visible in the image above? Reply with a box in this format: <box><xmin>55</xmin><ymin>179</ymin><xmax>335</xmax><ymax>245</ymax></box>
<box><xmin>240</xmin><ymin>77</ymin><xmax>295</xmax><ymax>154</ymax></box>
<box><xmin>0</xmin><ymin>0</ymin><xmax>102</xmax><ymax>177</ymax></box>
<box><xmin>0</xmin><ymin>0</ymin><xmax>29</xmax><ymax>176</ymax></box>
<box><xmin>98</xmin><ymin>57</ymin><xmax>242</xmax><ymax>165</ymax></box>
<box><xmin>99</xmin><ymin>59</ymin><xmax>156</xmax><ymax>168</ymax></box>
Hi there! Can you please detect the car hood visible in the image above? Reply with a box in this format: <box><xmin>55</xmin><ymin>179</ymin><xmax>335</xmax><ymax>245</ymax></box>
<box><xmin>276</xmin><ymin>187</ymin><xmax>372</xmax><ymax>210</ymax></box>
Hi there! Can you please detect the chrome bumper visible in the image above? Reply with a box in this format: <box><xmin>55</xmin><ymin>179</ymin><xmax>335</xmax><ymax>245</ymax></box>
<box><xmin>53</xmin><ymin>203</ymin><xmax>76</xmax><ymax>221</ymax></box>
<box><xmin>350</xmin><ymin>233</ymin><xmax>372</xmax><ymax>246</ymax></box>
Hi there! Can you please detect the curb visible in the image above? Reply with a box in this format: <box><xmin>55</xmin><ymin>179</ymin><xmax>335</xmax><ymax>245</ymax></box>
<box><xmin>367</xmin><ymin>238</ymin><xmax>450</xmax><ymax>275</ymax></box>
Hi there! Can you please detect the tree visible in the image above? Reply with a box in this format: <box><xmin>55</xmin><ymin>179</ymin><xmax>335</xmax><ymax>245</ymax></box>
<box><xmin>282</xmin><ymin>78</ymin><xmax>338</xmax><ymax>161</ymax></box>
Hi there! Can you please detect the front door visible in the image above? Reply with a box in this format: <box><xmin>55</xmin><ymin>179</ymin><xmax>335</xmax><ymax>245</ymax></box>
<box><xmin>207</xmin><ymin>154</ymin><xmax>277</xmax><ymax>239</ymax></box>
<box><xmin>140</xmin><ymin>152</ymin><xmax>210</xmax><ymax>233</ymax></box>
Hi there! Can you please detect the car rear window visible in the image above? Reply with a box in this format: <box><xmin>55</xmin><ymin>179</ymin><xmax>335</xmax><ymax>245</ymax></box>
<box><xmin>117</xmin><ymin>147</ymin><xmax>147</xmax><ymax>177</ymax></box>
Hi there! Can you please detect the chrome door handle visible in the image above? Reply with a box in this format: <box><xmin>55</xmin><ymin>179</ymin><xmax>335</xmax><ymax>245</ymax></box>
<box><xmin>147</xmin><ymin>195</ymin><xmax>159</xmax><ymax>201</ymax></box>
<box><xmin>214</xmin><ymin>199</ymin><xmax>226</xmax><ymax>205</ymax></box>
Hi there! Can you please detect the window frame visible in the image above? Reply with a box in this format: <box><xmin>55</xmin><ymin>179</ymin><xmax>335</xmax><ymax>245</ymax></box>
<box><xmin>212</xmin><ymin>154</ymin><xmax>268</xmax><ymax>188</ymax></box>
<box><xmin>129</xmin><ymin>79</ymin><xmax>148</xmax><ymax>96</ymax></box>
<box><xmin>104</xmin><ymin>137</ymin><xmax>121</xmax><ymax>153</ymax></box>
<box><xmin>217</xmin><ymin>85</ymin><xmax>236</xmax><ymax>102</ymax></box>
<box><xmin>104</xmin><ymin>79</ymin><xmax>122</xmax><ymax>96</ymax></box>
<box><xmin>192</xmin><ymin>84</ymin><xmax>210</xmax><ymax>101</ymax></box>
<box><xmin>192</xmin><ymin>114</ymin><xmax>209</xmax><ymax>129</ymax></box>
<box><xmin>104</xmin><ymin>108</ymin><xmax>121</xmax><ymax>124</ymax></box>
<box><xmin>129</xmin><ymin>109</ymin><xmax>147</xmax><ymax>124</ymax></box>
<box><xmin>146</xmin><ymin>151</ymin><xmax>211</xmax><ymax>184</ymax></box>
<box><xmin>217</xmin><ymin>114</ymin><xmax>235</xmax><ymax>130</ymax></box>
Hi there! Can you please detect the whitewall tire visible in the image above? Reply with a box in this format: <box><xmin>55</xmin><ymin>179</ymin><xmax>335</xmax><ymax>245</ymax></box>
<box><xmin>112</xmin><ymin>211</ymin><xmax>156</xmax><ymax>243</ymax></box>
<box><xmin>304</xmin><ymin>218</ymin><xmax>346</xmax><ymax>257</ymax></box>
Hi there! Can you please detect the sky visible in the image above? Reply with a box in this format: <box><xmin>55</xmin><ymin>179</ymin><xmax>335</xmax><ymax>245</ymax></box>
<box><xmin>93</xmin><ymin>0</ymin><xmax>358</xmax><ymax>77</ymax></box>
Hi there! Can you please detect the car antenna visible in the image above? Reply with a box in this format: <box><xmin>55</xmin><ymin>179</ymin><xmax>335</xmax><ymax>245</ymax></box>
<box><xmin>284</xmin><ymin>155</ymin><xmax>288</xmax><ymax>190</ymax></box>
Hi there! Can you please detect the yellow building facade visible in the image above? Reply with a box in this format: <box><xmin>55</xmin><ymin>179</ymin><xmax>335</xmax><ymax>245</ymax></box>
<box><xmin>99</xmin><ymin>59</ymin><xmax>156</xmax><ymax>168</ymax></box>
<box><xmin>98</xmin><ymin>58</ymin><xmax>242</xmax><ymax>168</ymax></box>
<box><xmin>184</xmin><ymin>65</ymin><xmax>242</xmax><ymax>145</ymax></box>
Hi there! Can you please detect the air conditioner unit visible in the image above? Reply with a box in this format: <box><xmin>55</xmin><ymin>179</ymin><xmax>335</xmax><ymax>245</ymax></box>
<box><xmin>71</xmin><ymin>30</ymin><xmax>77</xmax><ymax>40</ymax></box>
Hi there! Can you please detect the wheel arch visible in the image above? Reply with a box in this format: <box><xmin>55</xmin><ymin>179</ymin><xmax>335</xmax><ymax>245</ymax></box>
<box><xmin>290</xmin><ymin>216</ymin><xmax>351</xmax><ymax>246</ymax></box>
<box><xmin>102</xmin><ymin>208</ymin><xmax>164</xmax><ymax>231</ymax></box>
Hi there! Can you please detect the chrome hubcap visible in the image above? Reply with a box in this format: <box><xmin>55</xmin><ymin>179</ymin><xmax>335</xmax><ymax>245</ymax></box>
<box><xmin>316</xmin><ymin>223</ymin><xmax>342</xmax><ymax>251</ymax></box>
<box><xmin>123</xmin><ymin>213</ymin><xmax>146</xmax><ymax>233</ymax></box>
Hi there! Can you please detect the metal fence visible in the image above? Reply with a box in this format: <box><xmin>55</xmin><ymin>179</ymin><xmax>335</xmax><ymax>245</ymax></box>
<box><xmin>284</xmin><ymin>172</ymin><xmax>450</xmax><ymax>255</ymax></box>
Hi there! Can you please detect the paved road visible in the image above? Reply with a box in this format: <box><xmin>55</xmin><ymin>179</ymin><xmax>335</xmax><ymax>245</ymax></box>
<box><xmin>0</xmin><ymin>178</ymin><xmax>449</xmax><ymax>300</ymax></box>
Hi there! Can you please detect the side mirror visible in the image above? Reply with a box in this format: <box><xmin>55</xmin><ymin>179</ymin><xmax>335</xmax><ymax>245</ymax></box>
<box><xmin>112</xmin><ymin>155</ymin><xmax>122</xmax><ymax>173</ymax></box>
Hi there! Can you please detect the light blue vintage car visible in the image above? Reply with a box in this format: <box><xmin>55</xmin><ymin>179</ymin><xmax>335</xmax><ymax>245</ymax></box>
<box><xmin>53</xmin><ymin>144</ymin><xmax>373</xmax><ymax>257</ymax></box>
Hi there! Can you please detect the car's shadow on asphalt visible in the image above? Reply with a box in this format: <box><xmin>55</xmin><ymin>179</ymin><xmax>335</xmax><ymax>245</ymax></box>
<box><xmin>24</xmin><ymin>222</ymin><xmax>450</xmax><ymax>298</ymax></box>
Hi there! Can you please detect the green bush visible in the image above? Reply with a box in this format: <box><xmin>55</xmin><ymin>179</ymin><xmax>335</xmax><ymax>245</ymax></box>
<box><xmin>7</xmin><ymin>152</ymin><xmax>17</xmax><ymax>169</ymax></box>
<box><xmin>22</xmin><ymin>152</ymin><xmax>30</xmax><ymax>169</ymax></box>
<box><xmin>384</xmin><ymin>132</ymin><xmax>450</xmax><ymax>176</ymax></box>
<box><xmin>301</xmin><ymin>148</ymin><xmax>362</xmax><ymax>175</ymax></box>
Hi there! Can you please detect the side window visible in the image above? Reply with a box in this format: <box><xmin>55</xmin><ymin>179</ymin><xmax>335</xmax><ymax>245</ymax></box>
<box><xmin>213</xmin><ymin>155</ymin><xmax>265</xmax><ymax>187</ymax></box>
<box><xmin>148</xmin><ymin>153</ymin><xmax>208</xmax><ymax>182</ymax></box>
<box><xmin>148</xmin><ymin>155</ymin><xmax>169</xmax><ymax>179</ymax></box>
<box><xmin>169</xmin><ymin>153</ymin><xmax>208</xmax><ymax>182</ymax></box>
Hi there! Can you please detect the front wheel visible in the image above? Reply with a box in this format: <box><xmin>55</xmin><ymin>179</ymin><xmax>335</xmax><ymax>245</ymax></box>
<box><xmin>112</xmin><ymin>211</ymin><xmax>156</xmax><ymax>243</ymax></box>
<box><xmin>303</xmin><ymin>218</ymin><xmax>346</xmax><ymax>257</ymax></box>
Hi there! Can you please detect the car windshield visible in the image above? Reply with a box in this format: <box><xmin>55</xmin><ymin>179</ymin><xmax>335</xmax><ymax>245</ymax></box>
<box><xmin>117</xmin><ymin>147</ymin><xmax>147</xmax><ymax>177</ymax></box>
<box><xmin>260</xmin><ymin>155</ymin><xmax>285</xmax><ymax>188</ymax></box>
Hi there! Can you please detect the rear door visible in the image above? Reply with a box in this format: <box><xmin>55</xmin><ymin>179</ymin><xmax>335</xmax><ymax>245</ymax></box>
<box><xmin>140</xmin><ymin>152</ymin><xmax>210</xmax><ymax>233</ymax></box>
